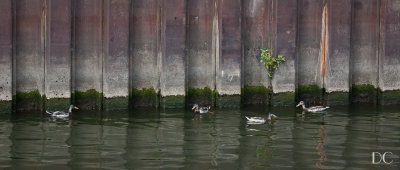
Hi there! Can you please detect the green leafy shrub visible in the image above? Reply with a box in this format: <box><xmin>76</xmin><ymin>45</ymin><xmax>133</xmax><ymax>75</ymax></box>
<box><xmin>259</xmin><ymin>48</ymin><xmax>286</xmax><ymax>78</ymax></box>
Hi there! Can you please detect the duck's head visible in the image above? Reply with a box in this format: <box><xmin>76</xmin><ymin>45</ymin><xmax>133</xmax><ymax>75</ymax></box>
<box><xmin>268</xmin><ymin>113</ymin><xmax>278</xmax><ymax>120</ymax></box>
<box><xmin>68</xmin><ymin>105</ymin><xmax>79</xmax><ymax>113</ymax></box>
<box><xmin>192</xmin><ymin>104</ymin><xmax>199</xmax><ymax>110</ymax></box>
<box><xmin>296</xmin><ymin>101</ymin><xmax>305</xmax><ymax>107</ymax></box>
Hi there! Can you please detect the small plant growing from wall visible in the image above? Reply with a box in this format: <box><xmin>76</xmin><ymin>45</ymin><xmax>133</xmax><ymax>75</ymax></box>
<box><xmin>259</xmin><ymin>48</ymin><xmax>286</xmax><ymax>78</ymax></box>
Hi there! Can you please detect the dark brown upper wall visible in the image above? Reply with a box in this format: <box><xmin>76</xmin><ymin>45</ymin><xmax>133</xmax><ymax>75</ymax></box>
<box><xmin>297</xmin><ymin>0</ymin><xmax>324</xmax><ymax>86</ymax></box>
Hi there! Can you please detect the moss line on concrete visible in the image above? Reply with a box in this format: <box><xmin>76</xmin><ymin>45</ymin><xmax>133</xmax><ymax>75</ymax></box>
<box><xmin>350</xmin><ymin>84</ymin><xmax>377</xmax><ymax>104</ymax></box>
<box><xmin>130</xmin><ymin>88</ymin><xmax>159</xmax><ymax>108</ymax></box>
<box><xmin>104</xmin><ymin>97</ymin><xmax>129</xmax><ymax>110</ymax></box>
<box><xmin>160</xmin><ymin>95</ymin><xmax>185</xmax><ymax>109</ymax></box>
<box><xmin>72</xmin><ymin>89</ymin><xmax>103</xmax><ymax>110</ymax></box>
<box><xmin>186</xmin><ymin>87</ymin><xmax>217</xmax><ymax>107</ymax></box>
<box><xmin>296</xmin><ymin>85</ymin><xmax>323</xmax><ymax>105</ymax></box>
<box><xmin>378</xmin><ymin>89</ymin><xmax>400</xmax><ymax>105</ymax></box>
<box><xmin>241</xmin><ymin>85</ymin><xmax>269</xmax><ymax>105</ymax></box>
<box><xmin>15</xmin><ymin>90</ymin><xmax>45</xmax><ymax>111</ymax></box>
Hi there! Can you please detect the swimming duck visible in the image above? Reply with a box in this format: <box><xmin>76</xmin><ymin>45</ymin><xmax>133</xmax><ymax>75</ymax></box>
<box><xmin>192</xmin><ymin>104</ymin><xmax>211</xmax><ymax>114</ymax></box>
<box><xmin>245</xmin><ymin>113</ymin><xmax>277</xmax><ymax>124</ymax></box>
<box><xmin>296</xmin><ymin>101</ymin><xmax>329</xmax><ymax>113</ymax></box>
<box><xmin>46</xmin><ymin>105</ymin><xmax>79</xmax><ymax>119</ymax></box>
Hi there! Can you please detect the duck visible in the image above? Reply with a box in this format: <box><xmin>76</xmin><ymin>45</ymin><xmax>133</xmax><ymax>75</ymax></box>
<box><xmin>46</xmin><ymin>105</ymin><xmax>79</xmax><ymax>119</ymax></box>
<box><xmin>296</xmin><ymin>101</ymin><xmax>329</xmax><ymax>113</ymax></box>
<box><xmin>245</xmin><ymin>113</ymin><xmax>277</xmax><ymax>124</ymax></box>
<box><xmin>192</xmin><ymin>104</ymin><xmax>211</xmax><ymax>114</ymax></box>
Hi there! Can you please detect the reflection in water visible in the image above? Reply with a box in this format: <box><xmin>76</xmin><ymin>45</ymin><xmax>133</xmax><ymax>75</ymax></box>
<box><xmin>0</xmin><ymin>105</ymin><xmax>399</xmax><ymax>169</ymax></box>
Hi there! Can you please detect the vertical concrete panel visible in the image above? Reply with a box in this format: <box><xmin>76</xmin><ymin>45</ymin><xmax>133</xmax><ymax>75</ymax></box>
<box><xmin>379</xmin><ymin>0</ymin><xmax>400</xmax><ymax>105</ymax></box>
<box><xmin>216</xmin><ymin>0</ymin><xmax>241</xmax><ymax>108</ymax></box>
<box><xmin>73</xmin><ymin>0</ymin><xmax>103</xmax><ymax>110</ymax></box>
<box><xmin>270</xmin><ymin>0</ymin><xmax>297</xmax><ymax>106</ymax></box>
<box><xmin>103</xmin><ymin>0</ymin><xmax>130</xmax><ymax>110</ymax></box>
<box><xmin>351</xmin><ymin>0</ymin><xmax>379</xmax><ymax>103</ymax></box>
<box><xmin>325</xmin><ymin>0</ymin><xmax>351</xmax><ymax>105</ymax></box>
<box><xmin>296</xmin><ymin>0</ymin><xmax>324</xmax><ymax>104</ymax></box>
<box><xmin>186</xmin><ymin>0</ymin><xmax>216</xmax><ymax>106</ymax></box>
<box><xmin>242</xmin><ymin>0</ymin><xmax>271</xmax><ymax>105</ymax></box>
<box><xmin>160</xmin><ymin>0</ymin><xmax>186</xmax><ymax>108</ymax></box>
<box><xmin>15</xmin><ymin>0</ymin><xmax>45</xmax><ymax>111</ymax></box>
<box><xmin>45</xmin><ymin>0</ymin><xmax>71</xmax><ymax>110</ymax></box>
<box><xmin>0</xmin><ymin>0</ymin><xmax>12</xmax><ymax>113</ymax></box>
<box><xmin>130</xmin><ymin>0</ymin><xmax>160</xmax><ymax>107</ymax></box>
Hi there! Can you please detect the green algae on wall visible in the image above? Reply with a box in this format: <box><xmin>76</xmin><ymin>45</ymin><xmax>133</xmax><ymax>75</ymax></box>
<box><xmin>104</xmin><ymin>97</ymin><xmax>129</xmax><ymax>110</ymax></box>
<box><xmin>130</xmin><ymin>88</ymin><xmax>158</xmax><ymax>108</ymax></box>
<box><xmin>296</xmin><ymin>85</ymin><xmax>322</xmax><ymax>105</ymax></box>
<box><xmin>45</xmin><ymin>98</ymin><xmax>70</xmax><ymax>111</ymax></box>
<box><xmin>217</xmin><ymin>95</ymin><xmax>241</xmax><ymax>108</ymax></box>
<box><xmin>160</xmin><ymin>95</ymin><xmax>185</xmax><ymax>109</ymax></box>
<box><xmin>326</xmin><ymin>92</ymin><xmax>349</xmax><ymax>106</ymax></box>
<box><xmin>271</xmin><ymin>92</ymin><xmax>295</xmax><ymax>106</ymax></box>
<box><xmin>378</xmin><ymin>89</ymin><xmax>400</xmax><ymax>105</ymax></box>
<box><xmin>15</xmin><ymin>90</ymin><xmax>44</xmax><ymax>111</ymax></box>
<box><xmin>350</xmin><ymin>84</ymin><xmax>377</xmax><ymax>104</ymax></box>
<box><xmin>72</xmin><ymin>89</ymin><xmax>103</xmax><ymax>110</ymax></box>
<box><xmin>241</xmin><ymin>85</ymin><xmax>269</xmax><ymax>105</ymax></box>
<box><xmin>0</xmin><ymin>101</ymin><xmax>12</xmax><ymax>113</ymax></box>
<box><xmin>186</xmin><ymin>87</ymin><xmax>217</xmax><ymax>107</ymax></box>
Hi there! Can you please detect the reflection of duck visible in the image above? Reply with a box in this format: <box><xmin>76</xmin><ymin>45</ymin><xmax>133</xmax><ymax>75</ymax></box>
<box><xmin>192</xmin><ymin>104</ymin><xmax>211</xmax><ymax>114</ymax></box>
<box><xmin>296</xmin><ymin>101</ymin><xmax>329</xmax><ymax>113</ymax></box>
<box><xmin>245</xmin><ymin>113</ymin><xmax>277</xmax><ymax>124</ymax></box>
<box><xmin>46</xmin><ymin>105</ymin><xmax>79</xmax><ymax>119</ymax></box>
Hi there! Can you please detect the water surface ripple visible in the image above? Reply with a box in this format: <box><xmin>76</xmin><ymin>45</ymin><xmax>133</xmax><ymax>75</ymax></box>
<box><xmin>0</xmin><ymin>105</ymin><xmax>399</xmax><ymax>169</ymax></box>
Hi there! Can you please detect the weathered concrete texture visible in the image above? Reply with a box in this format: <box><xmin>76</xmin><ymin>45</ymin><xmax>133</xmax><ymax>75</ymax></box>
<box><xmin>215</xmin><ymin>0</ymin><xmax>241</xmax><ymax>108</ymax></box>
<box><xmin>351</xmin><ymin>0</ymin><xmax>379</xmax><ymax>103</ymax></box>
<box><xmin>350</xmin><ymin>84</ymin><xmax>378</xmax><ymax>104</ymax></box>
<box><xmin>271</xmin><ymin>92</ymin><xmax>295</xmax><ymax>107</ymax></box>
<box><xmin>296</xmin><ymin>85</ymin><xmax>323</xmax><ymax>106</ymax></box>
<box><xmin>0</xmin><ymin>0</ymin><xmax>12</xmax><ymax>112</ymax></box>
<box><xmin>241</xmin><ymin>86</ymin><xmax>269</xmax><ymax>105</ymax></box>
<box><xmin>186</xmin><ymin>0</ymin><xmax>216</xmax><ymax>106</ymax></box>
<box><xmin>271</xmin><ymin>0</ymin><xmax>297</xmax><ymax>104</ymax></box>
<box><xmin>160</xmin><ymin>95</ymin><xmax>185</xmax><ymax>109</ymax></box>
<box><xmin>45</xmin><ymin>0</ymin><xmax>71</xmax><ymax>110</ymax></box>
<box><xmin>160</xmin><ymin>0</ymin><xmax>186</xmax><ymax>108</ymax></box>
<box><xmin>297</xmin><ymin>0</ymin><xmax>324</xmax><ymax>87</ymax></box>
<box><xmin>325</xmin><ymin>0</ymin><xmax>351</xmax><ymax>94</ymax></box>
<box><xmin>378</xmin><ymin>0</ymin><xmax>400</xmax><ymax>105</ymax></box>
<box><xmin>73</xmin><ymin>0</ymin><xmax>103</xmax><ymax>110</ymax></box>
<box><xmin>15</xmin><ymin>0</ymin><xmax>45</xmax><ymax>111</ymax></box>
<box><xmin>130</xmin><ymin>0</ymin><xmax>160</xmax><ymax>107</ymax></box>
<box><xmin>242</xmin><ymin>0</ymin><xmax>271</xmax><ymax>105</ymax></box>
<box><xmin>103</xmin><ymin>0</ymin><xmax>130</xmax><ymax>110</ymax></box>
<box><xmin>130</xmin><ymin>88</ymin><xmax>158</xmax><ymax>108</ymax></box>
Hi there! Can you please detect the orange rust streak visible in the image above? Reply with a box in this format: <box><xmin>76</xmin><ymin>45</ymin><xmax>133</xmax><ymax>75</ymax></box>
<box><xmin>321</xmin><ymin>6</ymin><xmax>327</xmax><ymax>78</ymax></box>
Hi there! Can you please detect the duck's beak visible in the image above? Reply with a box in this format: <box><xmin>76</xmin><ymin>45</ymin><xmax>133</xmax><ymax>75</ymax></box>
<box><xmin>192</xmin><ymin>106</ymin><xmax>196</xmax><ymax>110</ymax></box>
<box><xmin>74</xmin><ymin>106</ymin><xmax>79</xmax><ymax>110</ymax></box>
<box><xmin>272</xmin><ymin>114</ymin><xmax>277</xmax><ymax>118</ymax></box>
<box><xmin>296</xmin><ymin>103</ymin><xmax>301</xmax><ymax>107</ymax></box>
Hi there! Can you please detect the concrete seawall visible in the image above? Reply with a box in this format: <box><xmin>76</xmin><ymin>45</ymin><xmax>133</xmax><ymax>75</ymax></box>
<box><xmin>1</xmin><ymin>0</ymin><xmax>400</xmax><ymax>112</ymax></box>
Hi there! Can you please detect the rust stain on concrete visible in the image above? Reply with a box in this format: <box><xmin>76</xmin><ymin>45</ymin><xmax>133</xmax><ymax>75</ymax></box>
<box><xmin>320</xmin><ymin>5</ymin><xmax>327</xmax><ymax>78</ymax></box>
